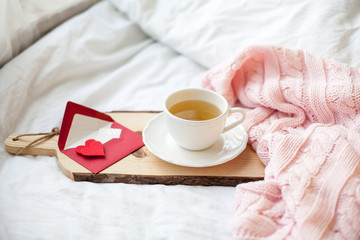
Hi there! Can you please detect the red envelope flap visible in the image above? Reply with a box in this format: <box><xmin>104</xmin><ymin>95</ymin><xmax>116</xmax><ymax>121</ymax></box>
<box><xmin>58</xmin><ymin>101</ymin><xmax>113</xmax><ymax>150</ymax></box>
<box><xmin>61</xmin><ymin>122</ymin><xmax>144</xmax><ymax>173</ymax></box>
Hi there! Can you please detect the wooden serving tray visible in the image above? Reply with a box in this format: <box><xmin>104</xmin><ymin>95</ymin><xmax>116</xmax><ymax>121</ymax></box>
<box><xmin>4</xmin><ymin>112</ymin><xmax>265</xmax><ymax>186</ymax></box>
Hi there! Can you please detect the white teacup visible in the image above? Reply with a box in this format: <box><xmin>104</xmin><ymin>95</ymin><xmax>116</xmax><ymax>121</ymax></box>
<box><xmin>164</xmin><ymin>88</ymin><xmax>246</xmax><ymax>151</ymax></box>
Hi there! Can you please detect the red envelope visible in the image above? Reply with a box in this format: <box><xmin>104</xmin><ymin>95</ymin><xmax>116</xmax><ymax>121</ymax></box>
<box><xmin>58</xmin><ymin>101</ymin><xmax>144</xmax><ymax>174</ymax></box>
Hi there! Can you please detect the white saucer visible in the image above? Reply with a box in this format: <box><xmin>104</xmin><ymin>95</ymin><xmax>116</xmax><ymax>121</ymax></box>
<box><xmin>142</xmin><ymin>113</ymin><xmax>248</xmax><ymax>167</ymax></box>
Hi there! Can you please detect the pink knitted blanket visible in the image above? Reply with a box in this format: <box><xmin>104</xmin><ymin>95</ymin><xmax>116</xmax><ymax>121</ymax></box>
<box><xmin>202</xmin><ymin>46</ymin><xmax>360</xmax><ymax>239</ymax></box>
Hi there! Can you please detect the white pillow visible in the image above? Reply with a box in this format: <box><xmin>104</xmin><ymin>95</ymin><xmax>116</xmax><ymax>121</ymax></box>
<box><xmin>109</xmin><ymin>0</ymin><xmax>360</xmax><ymax>69</ymax></box>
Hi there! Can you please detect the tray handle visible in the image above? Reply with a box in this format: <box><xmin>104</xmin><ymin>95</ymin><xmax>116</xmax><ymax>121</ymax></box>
<box><xmin>4</xmin><ymin>134</ymin><xmax>58</xmax><ymax>157</ymax></box>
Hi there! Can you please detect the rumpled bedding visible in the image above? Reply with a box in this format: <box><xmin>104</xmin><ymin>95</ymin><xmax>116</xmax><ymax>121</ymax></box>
<box><xmin>1</xmin><ymin>0</ymin><xmax>360</xmax><ymax>239</ymax></box>
<box><xmin>0</xmin><ymin>0</ymin><xmax>99</xmax><ymax>67</ymax></box>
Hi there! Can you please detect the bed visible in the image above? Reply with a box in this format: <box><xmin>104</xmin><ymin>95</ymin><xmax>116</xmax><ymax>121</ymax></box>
<box><xmin>1</xmin><ymin>0</ymin><xmax>360</xmax><ymax>239</ymax></box>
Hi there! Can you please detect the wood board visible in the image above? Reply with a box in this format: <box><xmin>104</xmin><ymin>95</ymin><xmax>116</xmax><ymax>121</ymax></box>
<box><xmin>4</xmin><ymin>112</ymin><xmax>265</xmax><ymax>186</ymax></box>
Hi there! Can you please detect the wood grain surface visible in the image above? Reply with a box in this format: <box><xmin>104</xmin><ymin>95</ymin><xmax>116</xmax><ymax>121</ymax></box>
<box><xmin>4</xmin><ymin>112</ymin><xmax>265</xmax><ymax>186</ymax></box>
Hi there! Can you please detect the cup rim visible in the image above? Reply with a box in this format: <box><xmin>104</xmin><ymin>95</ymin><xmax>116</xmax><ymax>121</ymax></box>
<box><xmin>164</xmin><ymin>88</ymin><xmax>229</xmax><ymax>124</ymax></box>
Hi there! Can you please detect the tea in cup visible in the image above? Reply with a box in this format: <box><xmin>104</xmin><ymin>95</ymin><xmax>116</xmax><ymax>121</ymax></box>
<box><xmin>164</xmin><ymin>88</ymin><xmax>246</xmax><ymax>150</ymax></box>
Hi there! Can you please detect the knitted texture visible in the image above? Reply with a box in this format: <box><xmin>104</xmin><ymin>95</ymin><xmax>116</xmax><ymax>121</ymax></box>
<box><xmin>202</xmin><ymin>46</ymin><xmax>360</xmax><ymax>239</ymax></box>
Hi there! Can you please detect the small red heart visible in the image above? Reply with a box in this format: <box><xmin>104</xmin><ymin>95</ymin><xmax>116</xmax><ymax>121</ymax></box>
<box><xmin>76</xmin><ymin>139</ymin><xmax>105</xmax><ymax>157</ymax></box>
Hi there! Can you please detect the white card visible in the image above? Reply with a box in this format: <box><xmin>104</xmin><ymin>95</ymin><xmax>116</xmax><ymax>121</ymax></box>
<box><xmin>65</xmin><ymin>114</ymin><xmax>122</xmax><ymax>149</ymax></box>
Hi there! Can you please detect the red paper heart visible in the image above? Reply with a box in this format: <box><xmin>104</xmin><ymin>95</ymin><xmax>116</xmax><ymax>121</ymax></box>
<box><xmin>76</xmin><ymin>139</ymin><xmax>105</xmax><ymax>157</ymax></box>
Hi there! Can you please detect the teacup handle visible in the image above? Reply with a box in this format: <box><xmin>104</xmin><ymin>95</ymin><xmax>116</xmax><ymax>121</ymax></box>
<box><xmin>223</xmin><ymin>107</ymin><xmax>246</xmax><ymax>133</ymax></box>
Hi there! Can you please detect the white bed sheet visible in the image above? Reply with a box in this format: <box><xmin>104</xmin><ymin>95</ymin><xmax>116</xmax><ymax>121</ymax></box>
<box><xmin>1</xmin><ymin>0</ymin><xmax>359</xmax><ymax>239</ymax></box>
<box><xmin>0</xmin><ymin>2</ymin><xmax>232</xmax><ymax>240</ymax></box>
